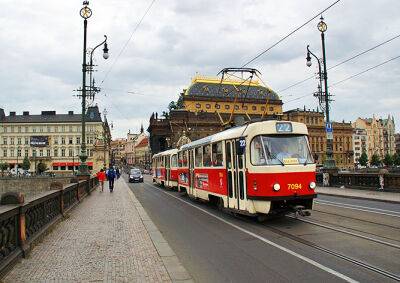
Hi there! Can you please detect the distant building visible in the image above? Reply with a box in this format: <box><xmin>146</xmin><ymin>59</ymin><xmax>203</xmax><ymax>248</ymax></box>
<box><xmin>0</xmin><ymin>106</ymin><xmax>110</xmax><ymax>173</ymax></box>
<box><xmin>110</xmin><ymin>138</ymin><xmax>126</xmax><ymax>166</ymax></box>
<box><xmin>148</xmin><ymin>74</ymin><xmax>283</xmax><ymax>154</ymax></box>
<box><xmin>353</xmin><ymin>128</ymin><xmax>368</xmax><ymax>164</ymax></box>
<box><xmin>283</xmin><ymin>108</ymin><xmax>354</xmax><ymax>169</ymax></box>
<box><xmin>395</xmin><ymin>133</ymin><xmax>400</xmax><ymax>154</ymax></box>
<box><xmin>125</xmin><ymin>124</ymin><xmax>149</xmax><ymax>167</ymax></box>
<box><xmin>353</xmin><ymin>115</ymin><xmax>396</xmax><ymax>159</ymax></box>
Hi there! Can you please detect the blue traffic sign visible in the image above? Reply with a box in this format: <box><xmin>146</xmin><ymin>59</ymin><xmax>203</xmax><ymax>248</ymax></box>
<box><xmin>325</xmin><ymin>122</ymin><xmax>333</xmax><ymax>133</ymax></box>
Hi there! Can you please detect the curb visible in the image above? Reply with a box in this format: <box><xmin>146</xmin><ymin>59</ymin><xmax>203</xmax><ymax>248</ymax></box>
<box><xmin>317</xmin><ymin>192</ymin><xmax>400</xmax><ymax>204</ymax></box>
<box><xmin>126</xmin><ymin>183</ymin><xmax>194</xmax><ymax>283</ymax></box>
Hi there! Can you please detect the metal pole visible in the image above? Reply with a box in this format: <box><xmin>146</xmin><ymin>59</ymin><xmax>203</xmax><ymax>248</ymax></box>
<box><xmin>321</xmin><ymin>31</ymin><xmax>335</xmax><ymax>168</ymax></box>
<box><xmin>79</xmin><ymin>18</ymin><xmax>89</xmax><ymax>175</ymax></box>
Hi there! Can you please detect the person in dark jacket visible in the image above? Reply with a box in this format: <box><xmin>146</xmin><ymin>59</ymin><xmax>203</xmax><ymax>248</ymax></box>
<box><xmin>107</xmin><ymin>166</ymin><xmax>116</xmax><ymax>192</ymax></box>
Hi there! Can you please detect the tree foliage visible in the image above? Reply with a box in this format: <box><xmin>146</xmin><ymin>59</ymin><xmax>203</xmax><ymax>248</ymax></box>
<box><xmin>0</xmin><ymin>163</ymin><xmax>8</xmax><ymax>173</ymax></box>
<box><xmin>383</xmin><ymin>153</ymin><xmax>393</xmax><ymax>167</ymax></box>
<box><xmin>37</xmin><ymin>162</ymin><xmax>47</xmax><ymax>174</ymax></box>
<box><xmin>370</xmin><ymin>154</ymin><xmax>381</xmax><ymax>167</ymax></box>
<box><xmin>22</xmin><ymin>156</ymin><xmax>31</xmax><ymax>171</ymax></box>
<box><xmin>393</xmin><ymin>153</ymin><xmax>400</xmax><ymax>166</ymax></box>
<box><xmin>358</xmin><ymin>151</ymin><xmax>368</xmax><ymax>166</ymax></box>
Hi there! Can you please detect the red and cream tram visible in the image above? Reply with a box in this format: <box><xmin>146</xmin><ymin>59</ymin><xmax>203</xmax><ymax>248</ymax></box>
<box><xmin>152</xmin><ymin>149</ymin><xmax>179</xmax><ymax>188</ymax></box>
<box><xmin>152</xmin><ymin>120</ymin><xmax>317</xmax><ymax>217</ymax></box>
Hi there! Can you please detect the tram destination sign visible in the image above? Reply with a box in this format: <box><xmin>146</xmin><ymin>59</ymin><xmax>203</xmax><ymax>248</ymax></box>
<box><xmin>30</xmin><ymin>136</ymin><xmax>49</xmax><ymax>147</ymax></box>
<box><xmin>276</xmin><ymin>122</ymin><xmax>292</xmax><ymax>133</ymax></box>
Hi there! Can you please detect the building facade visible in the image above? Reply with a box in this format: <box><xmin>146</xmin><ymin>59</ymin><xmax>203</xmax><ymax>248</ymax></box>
<box><xmin>110</xmin><ymin>138</ymin><xmax>127</xmax><ymax>166</ymax></box>
<box><xmin>125</xmin><ymin>125</ymin><xmax>148</xmax><ymax>166</ymax></box>
<box><xmin>352</xmin><ymin>128</ymin><xmax>368</xmax><ymax>164</ymax></box>
<box><xmin>353</xmin><ymin>115</ymin><xmax>396</xmax><ymax>159</ymax></box>
<box><xmin>0</xmin><ymin>106</ymin><xmax>110</xmax><ymax>174</ymax></box>
<box><xmin>395</xmin><ymin>133</ymin><xmax>400</xmax><ymax>154</ymax></box>
<box><xmin>283</xmin><ymin>108</ymin><xmax>354</xmax><ymax>169</ymax></box>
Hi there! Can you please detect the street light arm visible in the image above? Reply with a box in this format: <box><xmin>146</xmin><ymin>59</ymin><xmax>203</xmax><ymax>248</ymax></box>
<box><xmin>89</xmin><ymin>35</ymin><xmax>108</xmax><ymax>64</ymax></box>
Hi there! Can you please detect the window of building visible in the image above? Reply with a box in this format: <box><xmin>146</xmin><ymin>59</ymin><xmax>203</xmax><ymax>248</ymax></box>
<box><xmin>18</xmin><ymin>127</ymin><xmax>21</xmax><ymax>133</ymax></box>
<box><xmin>69</xmin><ymin>125</ymin><xmax>73</xmax><ymax>132</ymax></box>
<box><xmin>33</xmin><ymin>127</ymin><xmax>36</xmax><ymax>133</ymax></box>
<box><xmin>3</xmin><ymin>137</ymin><xmax>7</xmax><ymax>145</ymax></box>
<box><xmin>11</xmin><ymin>126</ymin><xmax>14</xmax><ymax>133</ymax></box>
<box><xmin>17</xmin><ymin>138</ymin><xmax>21</xmax><ymax>145</ymax></box>
<box><xmin>17</xmin><ymin>148</ymin><xmax>21</xmax><ymax>157</ymax></box>
<box><xmin>212</xmin><ymin>142</ymin><xmax>223</xmax><ymax>166</ymax></box>
<box><xmin>76</xmin><ymin>137</ymin><xmax>80</xmax><ymax>145</ymax></box>
<box><xmin>196</xmin><ymin>103</ymin><xmax>201</xmax><ymax>109</ymax></box>
<box><xmin>69</xmin><ymin>137</ymin><xmax>73</xmax><ymax>144</ymax></box>
<box><xmin>3</xmin><ymin>149</ymin><xmax>7</xmax><ymax>157</ymax></box>
<box><xmin>203</xmin><ymin>145</ymin><xmax>212</xmax><ymax>167</ymax></box>
<box><xmin>39</xmin><ymin>149</ymin><xmax>43</xmax><ymax>157</ymax></box>
<box><xmin>32</xmin><ymin>149</ymin><xmax>36</xmax><ymax>157</ymax></box>
<box><xmin>225</xmin><ymin>105</ymin><xmax>230</xmax><ymax>110</ymax></box>
<box><xmin>195</xmin><ymin>147</ymin><xmax>202</xmax><ymax>167</ymax></box>
<box><xmin>205</xmin><ymin>104</ymin><xmax>211</xmax><ymax>109</ymax></box>
<box><xmin>61</xmin><ymin>148</ymin><xmax>65</xmax><ymax>157</ymax></box>
<box><xmin>25</xmin><ymin>138</ymin><xmax>28</xmax><ymax>145</ymax></box>
<box><xmin>60</xmin><ymin>166</ymin><xmax>66</xmax><ymax>171</ymax></box>
<box><xmin>54</xmin><ymin>137</ymin><xmax>58</xmax><ymax>145</ymax></box>
<box><xmin>54</xmin><ymin>148</ymin><xmax>58</xmax><ymax>157</ymax></box>
<box><xmin>10</xmin><ymin>138</ymin><xmax>14</xmax><ymax>145</ymax></box>
<box><xmin>215</xmin><ymin>104</ymin><xmax>220</xmax><ymax>109</ymax></box>
<box><xmin>234</xmin><ymin>105</ymin><xmax>239</xmax><ymax>110</ymax></box>
<box><xmin>47</xmin><ymin>149</ymin><xmax>51</xmax><ymax>157</ymax></box>
<box><xmin>69</xmin><ymin>149</ymin><xmax>73</xmax><ymax>157</ymax></box>
<box><xmin>61</xmin><ymin>137</ymin><xmax>65</xmax><ymax>144</ymax></box>
<box><xmin>242</xmin><ymin>105</ymin><xmax>248</xmax><ymax>110</ymax></box>
<box><xmin>25</xmin><ymin>126</ymin><xmax>28</xmax><ymax>133</ymax></box>
<box><xmin>25</xmin><ymin>149</ymin><xmax>29</xmax><ymax>157</ymax></box>
<box><xmin>53</xmin><ymin>166</ymin><xmax>58</xmax><ymax>171</ymax></box>
<box><xmin>10</xmin><ymin>149</ymin><xmax>14</xmax><ymax>157</ymax></box>
<box><xmin>62</xmin><ymin>126</ymin><xmax>65</xmax><ymax>132</ymax></box>
<box><xmin>261</xmin><ymin>106</ymin><xmax>266</xmax><ymax>111</ymax></box>
<box><xmin>269</xmin><ymin>106</ymin><xmax>274</xmax><ymax>112</ymax></box>
<box><xmin>39</xmin><ymin>127</ymin><xmax>43</xmax><ymax>132</ymax></box>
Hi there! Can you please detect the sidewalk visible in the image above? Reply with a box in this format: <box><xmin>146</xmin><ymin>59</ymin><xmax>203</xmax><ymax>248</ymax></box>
<box><xmin>316</xmin><ymin>186</ymin><xmax>400</xmax><ymax>203</ymax></box>
<box><xmin>3</xmin><ymin>178</ymin><xmax>191</xmax><ymax>282</ymax></box>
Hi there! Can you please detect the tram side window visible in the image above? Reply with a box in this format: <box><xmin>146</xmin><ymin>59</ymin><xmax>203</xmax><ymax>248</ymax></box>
<box><xmin>203</xmin><ymin>145</ymin><xmax>212</xmax><ymax>167</ymax></box>
<box><xmin>178</xmin><ymin>152</ymin><xmax>183</xmax><ymax>167</ymax></box>
<box><xmin>195</xmin><ymin>147</ymin><xmax>202</xmax><ymax>167</ymax></box>
<box><xmin>171</xmin><ymin>154</ymin><xmax>177</xmax><ymax>168</ymax></box>
<box><xmin>212</xmin><ymin>142</ymin><xmax>223</xmax><ymax>166</ymax></box>
<box><xmin>166</xmin><ymin>156</ymin><xmax>170</xmax><ymax>169</ymax></box>
<box><xmin>183</xmin><ymin>151</ymin><xmax>188</xmax><ymax>167</ymax></box>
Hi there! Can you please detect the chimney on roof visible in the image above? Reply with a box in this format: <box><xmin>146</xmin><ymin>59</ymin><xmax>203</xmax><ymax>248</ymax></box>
<box><xmin>41</xmin><ymin>111</ymin><xmax>56</xmax><ymax>115</ymax></box>
<box><xmin>23</xmin><ymin>111</ymin><xmax>29</xmax><ymax>116</ymax></box>
<box><xmin>68</xmin><ymin>111</ymin><xmax>74</xmax><ymax>115</ymax></box>
<box><xmin>10</xmin><ymin>111</ymin><xmax>16</xmax><ymax>116</ymax></box>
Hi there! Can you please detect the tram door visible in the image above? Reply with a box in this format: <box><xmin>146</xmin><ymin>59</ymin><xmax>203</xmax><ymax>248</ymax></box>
<box><xmin>166</xmin><ymin>155</ymin><xmax>171</xmax><ymax>186</ymax></box>
<box><xmin>225</xmin><ymin>140</ymin><xmax>247</xmax><ymax>210</ymax></box>
<box><xmin>188</xmin><ymin>149</ymin><xmax>195</xmax><ymax>197</ymax></box>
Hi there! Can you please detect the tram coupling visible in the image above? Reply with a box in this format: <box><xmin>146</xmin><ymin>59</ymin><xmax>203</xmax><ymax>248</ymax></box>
<box><xmin>292</xmin><ymin>205</ymin><xmax>311</xmax><ymax>217</ymax></box>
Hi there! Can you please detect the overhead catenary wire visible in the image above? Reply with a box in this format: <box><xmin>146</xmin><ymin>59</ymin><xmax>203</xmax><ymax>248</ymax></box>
<box><xmin>278</xmin><ymin>33</ymin><xmax>400</xmax><ymax>93</ymax></box>
<box><xmin>284</xmin><ymin>54</ymin><xmax>400</xmax><ymax>104</ymax></box>
<box><xmin>241</xmin><ymin>0</ymin><xmax>341</xmax><ymax>68</ymax></box>
<box><xmin>100</xmin><ymin>0</ymin><xmax>157</xmax><ymax>85</ymax></box>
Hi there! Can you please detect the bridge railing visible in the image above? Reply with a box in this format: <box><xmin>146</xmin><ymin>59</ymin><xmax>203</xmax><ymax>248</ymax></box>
<box><xmin>316</xmin><ymin>172</ymin><xmax>400</xmax><ymax>191</ymax></box>
<box><xmin>0</xmin><ymin>176</ymin><xmax>98</xmax><ymax>276</ymax></box>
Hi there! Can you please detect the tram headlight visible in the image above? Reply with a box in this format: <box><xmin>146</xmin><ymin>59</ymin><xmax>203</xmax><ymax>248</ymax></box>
<box><xmin>309</xmin><ymin>182</ymin><xmax>316</xmax><ymax>190</ymax></box>
<box><xmin>273</xmin><ymin>183</ymin><xmax>281</xmax><ymax>191</ymax></box>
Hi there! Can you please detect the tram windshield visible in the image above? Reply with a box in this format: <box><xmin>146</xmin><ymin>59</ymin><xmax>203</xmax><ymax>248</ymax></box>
<box><xmin>251</xmin><ymin>135</ymin><xmax>313</xmax><ymax>165</ymax></box>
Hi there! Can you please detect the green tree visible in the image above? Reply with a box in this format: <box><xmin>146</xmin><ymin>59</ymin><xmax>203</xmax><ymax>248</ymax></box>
<box><xmin>370</xmin><ymin>154</ymin><xmax>381</xmax><ymax>167</ymax></box>
<box><xmin>383</xmin><ymin>153</ymin><xmax>393</xmax><ymax>167</ymax></box>
<box><xmin>393</xmin><ymin>153</ymin><xmax>400</xmax><ymax>166</ymax></box>
<box><xmin>0</xmin><ymin>163</ymin><xmax>8</xmax><ymax>176</ymax></box>
<box><xmin>358</xmin><ymin>151</ymin><xmax>368</xmax><ymax>167</ymax></box>
<box><xmin>22</xmin><ymin>156</ymin><xmax>31</xmax><ymax>171</ymax></box>
<box><xmin>37</xmin><ymin>162</ymin><xmax>47</xmax><ymax>174</ymax></box>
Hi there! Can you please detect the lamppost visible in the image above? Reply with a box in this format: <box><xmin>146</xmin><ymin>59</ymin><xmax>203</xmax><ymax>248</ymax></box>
<box><xmin>306</xmin><ymin>15</ymin><xmax>336</xmax><ymax>169</ymax></box>
<box><xmin>78</xmin><ymin>1</ymin><xmax>109</xmax><ymax>176</ymax></box>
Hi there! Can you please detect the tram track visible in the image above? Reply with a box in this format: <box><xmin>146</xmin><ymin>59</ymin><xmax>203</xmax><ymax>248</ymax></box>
<box><xmin>286</xmin><ymin>215</ymin><xmax>400</xmax><ymax>249</ymax></box>
<box><xmin>262</xmin><ymin>223</ymin><xmax>400</xmax><ymax>282</ymax></box>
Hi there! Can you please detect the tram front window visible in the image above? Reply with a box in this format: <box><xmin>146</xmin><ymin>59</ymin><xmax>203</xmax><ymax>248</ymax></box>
<box><xmin>251</xmin><ymin>135</ymin><xmax>313</xmax><ymax>165</ymax></box>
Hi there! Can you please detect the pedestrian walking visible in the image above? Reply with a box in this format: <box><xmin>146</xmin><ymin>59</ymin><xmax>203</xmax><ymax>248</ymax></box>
<box><xmin>96</xmin><ymin>169</ymin><xmax>106</xmax><ymax>192</ymax></box>
<box><xmin>116</xmin><ymin>167</ymin><xmax>121</xmax><ymax>179</ymax></box>
<box><xmin>107</xmin><ymin>166</ymin><xmax>116</xmax><ymax>192</ymax></box>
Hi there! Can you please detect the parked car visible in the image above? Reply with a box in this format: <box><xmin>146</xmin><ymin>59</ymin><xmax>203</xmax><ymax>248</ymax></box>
<box><xmin>143</xmin><ymin>169</ymin><xmax>150</xmax><ymax>175</ymax></box>
<box><xmin>129</xmin><ymin>169</ymin><xmax>143</xmax><ymax>183</ymax></box>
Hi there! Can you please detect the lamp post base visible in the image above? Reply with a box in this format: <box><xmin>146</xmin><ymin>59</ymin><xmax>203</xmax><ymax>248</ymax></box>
<box><xmin>77</xmin><ymin>153</ymin><xmax>90</xmax><ymax>176</ymax></box>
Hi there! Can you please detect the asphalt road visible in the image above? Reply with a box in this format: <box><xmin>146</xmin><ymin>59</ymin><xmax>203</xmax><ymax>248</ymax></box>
<box><xmin>126</xmin><ymin>175</ymin><xmax>399</xmax><ymax>283</ymax></box>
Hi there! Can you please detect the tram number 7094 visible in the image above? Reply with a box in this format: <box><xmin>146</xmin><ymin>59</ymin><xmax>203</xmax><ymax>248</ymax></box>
<box><xmin>287</xmin><ymin>183</ymin><xmax>302</xmax><ymax>190</ymax></box>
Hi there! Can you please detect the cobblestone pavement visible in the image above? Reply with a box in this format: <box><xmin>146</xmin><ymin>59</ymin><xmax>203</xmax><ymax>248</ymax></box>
<box><xmin>3</xmin><ymin>178</ymin><xmax>172</xmax><ymax>283</ymax></box>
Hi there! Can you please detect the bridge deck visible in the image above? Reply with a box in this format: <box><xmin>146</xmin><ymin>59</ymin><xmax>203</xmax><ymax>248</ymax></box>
<box><xmin>3</xmin><ymin>178</ymin><xmax>172</xmax><ymax>282</ymax></box>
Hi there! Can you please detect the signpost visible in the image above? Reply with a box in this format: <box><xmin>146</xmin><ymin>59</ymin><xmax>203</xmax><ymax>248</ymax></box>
<box><xmin>325</xmin><ymin>122</ymin><xmax>333</xmax><ymax>140</ymax></box>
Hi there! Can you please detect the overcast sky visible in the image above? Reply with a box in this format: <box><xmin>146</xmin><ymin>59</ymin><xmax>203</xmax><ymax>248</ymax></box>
<box><xmin>1</xmin><ymin>0</ymin><xmax>399</xmax><ymax>138</ymax></box>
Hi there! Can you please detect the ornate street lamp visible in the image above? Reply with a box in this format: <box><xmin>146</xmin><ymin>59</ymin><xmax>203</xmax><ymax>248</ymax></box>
<box><xmin>306</xmin><ymin>15</ymin><xmax>336</xmax><ymax>169</ymax></box>
<box><xmin>78</xmin><ymin>1</ymin><xmax>109</xmax><ymax>176</ymax></box>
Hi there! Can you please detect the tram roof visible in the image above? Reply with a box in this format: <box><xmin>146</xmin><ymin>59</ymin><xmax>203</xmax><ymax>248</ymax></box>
<box><xmin>179</xmin><ymin>120</ymin><xmax>308</xmax><ymax>151</ymax></box>
<box><xmin>152</xmin><ymin>148</ymin><xmax>178</xmax><ymax>158</ymax></box>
